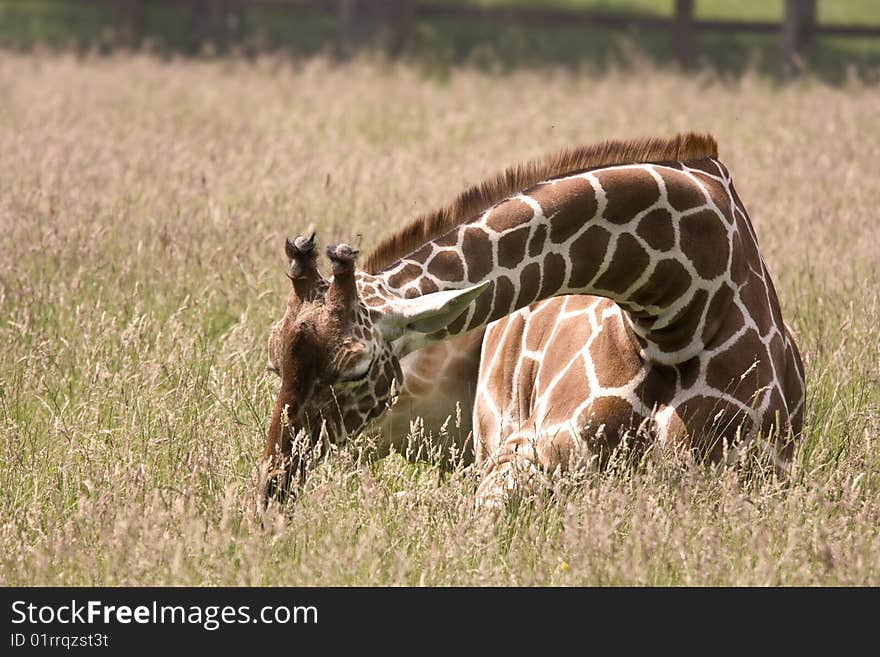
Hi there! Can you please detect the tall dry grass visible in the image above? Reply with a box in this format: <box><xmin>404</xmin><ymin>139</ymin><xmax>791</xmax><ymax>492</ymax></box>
<box><xmin>0</xmin><ymin>52</ymin><xmax>878</xmax><ymax>585</ymax></box>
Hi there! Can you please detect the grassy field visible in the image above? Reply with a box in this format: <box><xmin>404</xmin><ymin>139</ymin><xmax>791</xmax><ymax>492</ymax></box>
<box><xmin>0</xmin><ymin>52</ymin><xmax>879</xmax><ymax>585</ymax></box>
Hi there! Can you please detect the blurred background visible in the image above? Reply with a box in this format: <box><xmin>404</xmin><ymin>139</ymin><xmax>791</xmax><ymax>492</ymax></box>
<box><xmin>1</xmin><ymin>0</ymin><xmax>879</xmax><ymax>83</ymax></box>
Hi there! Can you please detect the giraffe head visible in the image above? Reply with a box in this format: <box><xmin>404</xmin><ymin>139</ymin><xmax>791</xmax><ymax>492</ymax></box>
<box><xmin>261</xmin><ymin>232</ymin><xmax>488</xmax><ymax>503</ymax></box>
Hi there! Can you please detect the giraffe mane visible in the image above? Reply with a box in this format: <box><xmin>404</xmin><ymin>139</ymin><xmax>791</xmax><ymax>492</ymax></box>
<box><xmin>364</xmin><ymin>131</ymin><xmax>718</xmax><ymax>274</ymax></box>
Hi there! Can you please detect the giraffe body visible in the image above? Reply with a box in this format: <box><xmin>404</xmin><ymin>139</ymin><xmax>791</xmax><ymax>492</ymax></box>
<box><xmin>261</xmin><ymin>134</ymin><xmax>805</xmax><ymax>506</ymax></box>
<box><xmin>373</xmin><ymin>332</ymin><xmax>482</xmax><ymax>461</ymax></box>
<box><xmin>455</xmin><ymin>158</ymin><xmax>808</xmax><ymax>500</ymax></box>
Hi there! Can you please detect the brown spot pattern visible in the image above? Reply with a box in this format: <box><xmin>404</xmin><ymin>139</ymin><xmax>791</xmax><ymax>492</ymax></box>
<box><xmin>419</xmin><ymin>277</ymin><xmax>439</xmax><ymax>295</ymax></box>
<box><xmin>684</xmin><ymin>158</ymin><xmax>721</xmax><ymax>177</ymax></box>
<box><xmin>766</xmin><ymin>280</ymin><xmax>785</xmax><ymax>332</ymax></box>
<box><xmin>529</xmin><ymin>224</ymin><xmax>547</xmax><ymax>257</ymax></box>
<box><xmin>589</xmin><ymin>318</ymin><xmax>641</xmax><ymax>388</ymax></box>
<box><xmin>702</xmin><ymin>177</ymin><xmax>733</xmax><ymax>222</ymax></box>
<box><xmin>466</xmin><ymin>280</ymin><xmax>495</xmax><ymax>330</ymax></box>
<box><xmin>735</xmin><ymin>216</ymin><xmax>762</xmax><ymax>266</ymax></box>
<box><xmin>706</xmin><ymin>329</ymin><xmax>768</xmax><ymax>405</ymax></box>
<box><xmin>539</xmin><ymin>252</ymin><xmax>566</xmax><ymax>300</ymax></box>
<box><xmin>498</xmin><ymin>227</ymin><xmax>530</xmax><ymax>269</ymax></box>
<box><xmin>741</xmin><ymin>274</ymin><xmax>773</xmax><ymax>336</ymax></box>
<box><xmin>486</xmin><ymin>198</ymin><xmax>533</xmax><ymax>233</ymax></box>
<box><xmin>663</xmin><ymin>168</ymin><xmax>708</xmax><ymax>211</ymax></box>
<box><xmin>676</xmin><ymin>395</ymin><xmax>752</xmax><ymax>458</ymax></box>
<box><xmin>434</xmin><ymin>229</ymin><xmax>459</xmax><ymax>247</ymax></box>
<box><xmin>568</xmin><ymin>226</ymin><xmax>611</xmax><ymax>289</ymax></box>
<box><xmin>593</xmin><ymin>233</ymin><xmax>650</xmax><ymax>294</ymax></box>
<box><xmin>595</xmin><ymin>167</ymin><xmax>659</xmax><ymax>224</ymax></box>
<box><xmin>408</xmin><ymin>243</ymin><xmax>433</xmax><ymax>263</ymax></box>
<box><xmin>679</xmin><ymin>209</ymin><xmax>729</xmax><ymax>279</ymax></box>
<box><xmin>636</xmin><ymin>208</ymin><xmax>675</xmax><ymax>251</ymax></box>
<box><xmin>638</xmin><ymin>363</ymin><xmax>678</xmax><ymax>406</ymax></box>
<box><xmin>729</xmin><ymin>231</ymin><xmax>750</xmax><ymax>285</ymax></box>
<box><xmin>463</xmin><ymin>227</ymin><xmax>493</xmax><ymax>283</ymax></box>
<box><xmin>676</xmin><ymin>358</ymin><xmax>701</xmax><ymax>390</ymax></box>
<box><xmin>387</xmin><ymin>263</ymin><xmax>422</xmax><ymax>289</ymax></box>
<box><xmin>492</xmin><ymin>276</ymin><xmax>515</xmax><ymax>319</ymax></box>
<box><xmin>650</xmin><ymin>289</ymin><xmax>709</xmax><ymax>353</ymax></box>
<box><xmin>516</xmin><ymin>262</ymin><xmax>541</xmax><ymax>309</ymax></box>
<box><xmin>527</xmin><ymin>177</ymin><xmax>597</xmax><ymax>243</ymax></box>
<box><xmin>427</xmin><ymin>250</ymin><xmax>464</xmax><ymax>281</ymax></box>
<box><xmin>783</xmin><ymin>338</ymin><xmax>806</xmax><ymax>436</ymax></box>
<box><xmin>579</xmin><ymin>396</ymin><xmax>638</xmax><ymax>445</ymax></box>
<box><xmin>768</xmin><ymin>332</ymin><xmax>785</xmax><ymax>370</ymax></box>
<box><xmin>630</xmin><ymin>258</ymin><xmax>691</xmax><ymax>311</ymax></box>
<box><xmin>485</xmin><ymin>313</ymin><xmax>525</xmax><ymax>404</ymax></box>
<box><xmin>701</xmin><ymin>283</ymin><xmax>737</xmax><ymax>345</ymax></box>
<box><xmin>540</xmin><ymin>359</ymin><xmax>590</xmax><ymax>422</ymax></box>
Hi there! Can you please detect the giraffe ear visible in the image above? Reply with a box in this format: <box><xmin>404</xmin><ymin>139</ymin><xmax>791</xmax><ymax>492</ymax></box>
<box><xmin>378</xmin><ymin>281</ymin><xmax>491</xmax><ymax>339</ymax></box>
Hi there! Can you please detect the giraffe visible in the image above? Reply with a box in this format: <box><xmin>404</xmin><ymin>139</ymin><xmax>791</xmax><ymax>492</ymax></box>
<box><xmin>261</xmin><ymin>133</ymin><xmax>805</xmax><ymax>506</ymax></box>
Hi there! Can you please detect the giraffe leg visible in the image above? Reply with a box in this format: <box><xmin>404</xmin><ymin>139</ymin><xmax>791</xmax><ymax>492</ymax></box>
<box><xmin>475</xmin><ymin>426</ymin><xmax>581</xmax><ymax>509</ymax></box>
<box><xmin>475</xmin><ymin>437</ymin><xmax>543</xmax><ymax>510</ymax></box>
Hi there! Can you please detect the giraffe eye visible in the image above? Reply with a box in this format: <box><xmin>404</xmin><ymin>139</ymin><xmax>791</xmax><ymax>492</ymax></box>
<box><xmin>337</xmin><ymin>355</ymin><xmax>374</xmax><ymax>385</ymax></box>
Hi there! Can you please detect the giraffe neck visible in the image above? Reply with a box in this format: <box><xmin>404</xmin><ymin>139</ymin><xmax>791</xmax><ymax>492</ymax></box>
<box><xmin>379</xmin><ymin>159</ymin><xmax>748</xmax><ymax>365</ymax></box>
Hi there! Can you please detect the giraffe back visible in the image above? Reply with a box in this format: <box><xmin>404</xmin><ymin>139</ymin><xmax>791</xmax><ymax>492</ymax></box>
<box><xmin>473</xmin><ymin>158</ymin><xmax>806</xmax><ymax>490</ymax></box>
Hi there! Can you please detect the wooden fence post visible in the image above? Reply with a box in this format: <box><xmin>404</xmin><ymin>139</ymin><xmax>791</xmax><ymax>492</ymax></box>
<box><xmin>337</xmin><ymin>0</ymin><xmax>360</xmax><ymax>57</ymax></box>
<box><xmin>673</xmin><ymin>0</ymin><xmax>695</xmax><ymax>67</ymax></box>
<box><xmin>118</xmin><ymin>0</ymin><xmax>143</xmax><ymax>49</ymax></box>
<box><xmin>802</xmin><ymin>0</ymin><xmax>817</xmax><ymax>48</ymax></box>
<box><xmin>338</xmin><ymin>0</ymin><xmax>413</xmax><ymax>57</ymax></box>
<box><xmin>386</xmin><ymin>0</ymin><xmax>414</xmax><ymax>56</ymax></box>
<box><xmin>188</xmin><ymin>0</ymin><xmax>209</xmax><ymax>52</ymax></box>
<box><xmin>783</xmin><ymin>0</ymin><xmax>817</xmax><ymax>79</ymax></box>
<box><xmin>188</xmin><ymin>0</ymin><xmax>233</xmax><ymax>53</ymax></box>
<box><xmin>226</xmin><ymin>0</ymin><xmax>247</xmax><ymax>50</ymax></box>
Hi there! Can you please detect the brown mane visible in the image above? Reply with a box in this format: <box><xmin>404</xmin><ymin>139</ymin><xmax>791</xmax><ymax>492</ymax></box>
<box><xmin>365</xmin><ymin>132</ymin><xmax>718</xmax><ymax>274</ymax></box>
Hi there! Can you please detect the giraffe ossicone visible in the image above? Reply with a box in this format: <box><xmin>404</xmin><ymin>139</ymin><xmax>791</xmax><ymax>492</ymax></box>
<box><xmin>260</xmin><ymin>132</ymin><xmax>805</xmax><ymax>507</ymax></box>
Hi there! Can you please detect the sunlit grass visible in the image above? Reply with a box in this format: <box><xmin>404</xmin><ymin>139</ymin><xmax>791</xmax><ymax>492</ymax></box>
<box><xmin>0</xmin><ymin>53</ymin><xmax>877</xmax><ymax>585</ymax></box>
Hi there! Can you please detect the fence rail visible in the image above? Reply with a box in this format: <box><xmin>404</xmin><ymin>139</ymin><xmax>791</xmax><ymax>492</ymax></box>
<box><xmin>7</xmin><ymin>0</ymin><xmax>880</xmax><ymax>77</ymax></box>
